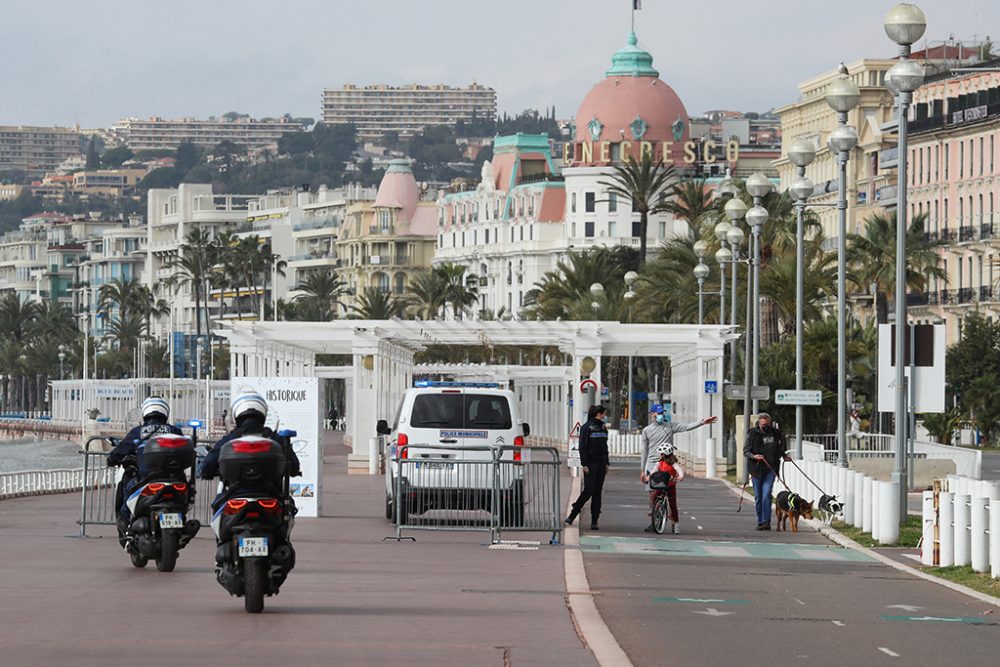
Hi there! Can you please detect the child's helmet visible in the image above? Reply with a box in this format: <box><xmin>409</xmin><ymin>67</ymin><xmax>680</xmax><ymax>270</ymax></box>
<box><xmin>656</xmin><ymin>443</ymin><xmax>675</xmax><ymax>456</ymax></box>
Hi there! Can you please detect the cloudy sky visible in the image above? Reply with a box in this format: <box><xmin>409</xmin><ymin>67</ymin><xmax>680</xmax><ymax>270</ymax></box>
<box><xmin>3</xmin><ymin>0</ymin><xmax>999</xmax><ymax>128</ymax></box>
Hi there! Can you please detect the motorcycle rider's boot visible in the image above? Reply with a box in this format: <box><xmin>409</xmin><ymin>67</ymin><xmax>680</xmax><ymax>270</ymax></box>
<box><xmin>178</xmin><ymin>519</ymin><xmax>200</xmax><ymax>547</ymax></box>
<box><xmin>116</xmin><ymin>513</ymin><xmax>129</xmax><ymax>549</ymax></box>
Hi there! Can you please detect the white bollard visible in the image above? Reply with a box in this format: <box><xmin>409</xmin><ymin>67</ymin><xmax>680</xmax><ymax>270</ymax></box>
<box><xmin>368</xmin><ymin>438</ymin><xmax>378</xmax><ymax>475</ymax></box>
<box><xmin>705</xmin><ymin>438</ymin><xmax>717</xmax><ymax>479</ymax></box>
<box><xmin>939</xmin><ymin>492</ymin><xmax>955</xmax><ymax>567</ymax></box>
<box><xmin>862</xmin><ymin>476</ymin><xmax>874</xmax><ymax>533</ymax></box>
<box><xmin>990</xmin><ymin>499</ymin><xmax>1000</xmax><ymax>579</ymax></box>
<box><xmin>921</xmin><ymin>490</ymin><xmax>935</xmax><ymax>566</ymax></box>
<box><xmin>880</xmin><ymin>481</ymin><xmax>900</xmax><ymax>545</ymax></box>
<box><xmin>853</xmin><ymin>472</ymin><xmax>865</xmax><ymax>528</ymax></box>
<box><xmin>835</xmin><ymin>467</ymin><xmax>847</xmax><ymax>506</ymax></box>
<box><xmin>954</xmin><ymin>494</ymin><xmax>971</xmax><ymax>567</ymax></box>
<box><xmin>872</xmin><ymin>481</ymin><xmax>882</xmax><ymax>541</ymax></box>
<box><xmin>971</xmin><ymin>496</ymin><xmax>988</xmax><ymax>573</ymax></box>
<box><xmin>844</xmin><ymin>470</ymin><xmax>856</xmax><ymax>526</ymax></box>
<box><xmin>987</xmin><ymin>481</ymin><xmax>1000</xmax><ymax>502</ymax></box>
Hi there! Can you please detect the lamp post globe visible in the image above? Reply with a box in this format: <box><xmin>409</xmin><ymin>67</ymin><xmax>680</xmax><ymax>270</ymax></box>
<box><xmin>826</xmin><ymin>75</ymin><xmax>861</xmax><ymax>113</ymax></box>
<box><xmin>745</xmin><ymin>205</ymin><xmax>769</xmax><ymax>229</ymax></box>
<box><xmin>715</xmin><ymin>247</ymin><xmax>732</xmax><ymax>265</ymax></box>
<box><xmin>693</xmin><ymin>239</ymin><xmax>709</xmax><ymax>259</ymax></box>
<box><xmin>887</xmin><ymin>59</ymin><xmax>925</xmax><ymax>93</ymax></box>
<box><xmin>884</xmin><ymin>3</ymin><xmax>926</xmax><ymax>45</ymax></box>
<box><xmin>714</xmin><ymin>221</ymin><xmax>732</xmax><ymax>243</ymax></box>
<box><xmin>829</xmin><ymin>125</ymin><xmax>860</xmax><ymax>153</ymax></box>
<box><xmin>589</xmin><ymin>282</ymin><xmax>605</xmax><ymax>298</ymax></box>
<box><xmin>726</xmin><ymin>226</ymin><xmax>745</xmax><ymax>248</ymax></box>
<box><xmin>745</xmin><ymin>172</ymin><xmax>771</xmax><ymax>199</ymax></box>
<box><xmin>787</xmin><ymin>138</ymin><xmax>816</xmax><ymax>168</ymax></box>
<box><xmin>693</xmin><ymin>262</ymin><xmax>710</xmax><ymax>281</ymax></box>
<box><xmin>624</xmin><ymin>270</ymin><xmax>639</xmax><ymax>287</ymax></box>
<box><xmin>791</xmin><ymin>176</ymin><xmax>815</xmax><ymax>203</ymax></box>
<box><xmin>724</xmin><ymin>197</ymin><xmax>748</xmax><ymax>222</ymax></box>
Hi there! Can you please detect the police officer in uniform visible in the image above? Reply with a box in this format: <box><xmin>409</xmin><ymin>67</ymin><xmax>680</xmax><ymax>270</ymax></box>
<box><xmin>565</xmin><ymin>404</ymin><xmax>610</xmax><ymax>530</ymax></box>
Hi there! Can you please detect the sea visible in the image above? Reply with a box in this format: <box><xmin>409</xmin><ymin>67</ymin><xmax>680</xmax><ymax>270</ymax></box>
<box><xmin>0</xmin><ymin>437</ymin><xmax>86</xmax><ymax>474</ymax></box>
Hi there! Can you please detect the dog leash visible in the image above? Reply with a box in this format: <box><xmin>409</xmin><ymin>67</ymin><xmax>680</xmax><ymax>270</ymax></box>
<box><xmin>761</xmin><ymin>458</ymin><xmax>791</xmax><ymax>492</ymax></box>
<box><xmin>787</xmin><ymin>459</ymin><xmax>831</xmax><ymax>497</ymax></box>
<box><xmin>736</xmin><ymin>477</ymin><xmax>750</xmax><ymax>512</ymax></box>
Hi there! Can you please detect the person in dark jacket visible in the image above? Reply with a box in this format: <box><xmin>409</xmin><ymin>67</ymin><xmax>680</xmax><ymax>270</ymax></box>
<box><xmin>743</xmin><ymin>413</ymin><xmax>791</xmax><ymax>530</ymax></box>
<box><xmin>107</xmin><ymin>397</ymin><xmax>183</xmax><ymax>538</ymax></box>
<box><xmin>565</xmin><ymin>404</ymin><xmax>610</xmax><ymax>530</ymax></box>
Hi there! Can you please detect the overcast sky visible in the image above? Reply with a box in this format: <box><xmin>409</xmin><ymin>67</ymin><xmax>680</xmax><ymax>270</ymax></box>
<box><xmin>3</xmin><ymin>0</ymin><xmax>999</xmax><ymax>128</ymax></box>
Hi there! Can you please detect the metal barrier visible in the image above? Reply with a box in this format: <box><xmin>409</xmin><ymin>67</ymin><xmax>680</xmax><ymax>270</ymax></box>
<box><xmin>390</xmin><ymin>444</ymin><xmax>562</xmax><ymax>545</ymax></box>
<box><xmin>0</xmin><ymin>468</ymin><xmax>86</xmax><ymax>500</ymax></box>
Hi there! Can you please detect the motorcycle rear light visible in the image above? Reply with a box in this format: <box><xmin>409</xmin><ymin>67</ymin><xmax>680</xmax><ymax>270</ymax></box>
<box><xmin>154</xmin><ymin>435</ymin><xmax>190</xmax><ymax>449</ymax></box>
<box><xmin>232</xmin><ymin>439</ymin><xmax>272</xmax><ymax>454</ymax></box>
<box><xmin>397</xmin><ymin>433</ymin><xmax>408</xmax><ymax>458</ymax></box>
<box><xmin>514</xmin><ymin>435</ymin><xmax>524</xmax><ymax>461</ymax></box>
<box><xmin>223</xmin><ymin>499</ymin><xmax>248</xmax><ymax>515</ymax></box>
<box><xmin>142</xmin><ymin>483</ymin><xmax>165</xmax><ymax>496</ymax></box>
<box><xmin>257</xmin><ymin>499</ymin><xmax>281</xmax><ymax>513</ymax></box>
<box><xmin>172</xmin><ymin>483</ymin><xmax>188</xmax><ymax>492</ymax></box>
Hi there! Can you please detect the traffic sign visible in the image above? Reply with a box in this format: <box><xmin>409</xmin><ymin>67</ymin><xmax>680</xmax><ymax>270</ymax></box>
<box><xmin>704</xmin><ymin>381</ymin><xmax>719</xmax><ymax>395</ymax></box>
<box><xmin>724</xmin><ymin>385</ymin><xmax>770</xmax><ymax>401</ymax></box>
<box><xmin>775</xmin><ymin>389</ymin><xmax>822</xmax><ymax>406</ymax></box>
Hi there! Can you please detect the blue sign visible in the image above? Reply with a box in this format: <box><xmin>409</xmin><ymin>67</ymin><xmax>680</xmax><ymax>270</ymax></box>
<box><xmin>704</xmin><ymin>381</ymin><xmax>719</xmax><ymax>395</ymax></box>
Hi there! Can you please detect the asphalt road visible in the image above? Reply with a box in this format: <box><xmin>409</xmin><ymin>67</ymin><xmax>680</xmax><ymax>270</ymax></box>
<box><xmin>981</xmin><ymin>449</ymin><xmax>1000</xmax><ymax>480</ymax></box>
<box><xmin>580</xmin><ymin>467</ymin><xmax>999</xmax><ymax>667</ymax></box>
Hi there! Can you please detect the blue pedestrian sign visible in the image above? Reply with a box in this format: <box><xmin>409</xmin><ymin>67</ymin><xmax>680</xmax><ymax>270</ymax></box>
<box><xmin>704</xmin><ymin>381</ymin><xmax>719</xmax><ymax>395</ymax></box>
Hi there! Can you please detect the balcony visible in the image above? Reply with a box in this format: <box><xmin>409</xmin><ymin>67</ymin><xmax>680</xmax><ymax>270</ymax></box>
<box><xmin>981</xmin><ymin>224</ymin><xmax>1000</xmax><ymax>241</ymax></box>
<box><xmin>959</xmin><ymin>226</ymin><xmax>977</xmax><ymax>243</ymax></box>
<box><xmin>875</xmin><ymin>184</ymin><xmax>898</xmax><ymax>208</ymax></box>
<box><xmin>980</xmin><ymin>286</ymin><xmax>995</xmax><ymax>303</ymax></box>
<box><xmin>878</xmin><ymin>147</ymin><xmax>899</xmax><ymax>170</ymax></box>
<box><xmin>958</xmin><ymin>287</ymin><xmax>975</xmax><ymax>304</ymax></box>
<box><xmin>939</xmin><ymin>289</ymin><xmax>955</xmax><ymax>305</ymax></box>
<box><xmin>940</xmin><ymin>228</ymin><xmax>957</xmax><ymax>242</ymax></box>
<box><xmin>907</xmin><ymin>293</ymin><xmax>929</xmax><ymax>306</ymax></box>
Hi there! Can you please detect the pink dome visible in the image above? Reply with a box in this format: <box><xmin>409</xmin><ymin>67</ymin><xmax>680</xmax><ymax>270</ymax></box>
<box><xmin>571</xmin><ymin>32</ymin><xmax>689</xmax><ymax>166</ymax></box>
<box><xmin>374</xmin><ymin>159</ymin><xmax>419</xmax><ymax>223</ymax></box>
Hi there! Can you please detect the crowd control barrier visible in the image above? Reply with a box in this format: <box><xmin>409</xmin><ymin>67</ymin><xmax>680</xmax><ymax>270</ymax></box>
<box><xmin>390</xmin><ymin>444</ymin><xmax>562</xmax><ymax>545</ymax></box>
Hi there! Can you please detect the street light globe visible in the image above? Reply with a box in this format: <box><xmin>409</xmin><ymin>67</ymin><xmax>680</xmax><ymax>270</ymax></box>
<box><xmin>589</xmin><ymin>282</ymin><xmax>605</xmax><ymax>297</ymax></box>
<box><xmin>714</xmin><ymin>221</ymin><xmax>732</xmax><ymax>242</ymax></box>
<box><xmin>745</xmin><ymin>173</ymin><xmax>772</xmax><ymax>198</ymax></box>
<box><xmin>884</xmin><ymin>3</ymin><xmax>927</xmax><ymax>46</ymax></box>
<box><xmin>745</xmin><ymin>204</ymin><xmax>769</xmax><ymax>229</ymax></box>
<box><xmin>693</xmin><ymin>239</ymin><xmax>709</xmax><ymax>258</ymax></box>
<box><xmin>693</xmin><ymin>262</ymin><xmax>710</xmax><ymax>281</ymax></box>
<box><xmin>791</xmin><ymin>176</ymin><xmax>815</xmax><ymax>202</ymax></box>
<box><xmin>724</xmin><ymin>197</ymin><xmax>748</xmax><ymax>221</ymax></box>
<box><xmin>717</xmin><ymin>177</ymin><xmax>736</xmax><ymax>197</ymax></box>
<box><xmin>884</xmin><ymin>68</ymin><xmax>901</xmax><ymax>96</ymax></box>
<box><xmin>828</xmin><ymin>125</ymin><xmax>859</xmax><ymax>153</ymax></box>
<box><xmin>624</xmin><ymin>270</ymin><xmax>639</xmax><ymax>286</ymax></box>
<box><xmin>590</xmin><ymin>300</ymin><xmax>601</xmax><ymax>311</ymax></box>
<box><xmin>826</xmin><ymin>75</ymin><xmax>861</xmax><ymax>113</ymax></box>
<box><xmin>887</xmin><ymin>59</ymin><xmax>925</xmax><ymax>93</ymax></box>
<box><xmin>726</xmin><ymin>225</ymin><xmax>745</xmax><ymax>248</ymax></box>
<box><xmin>787</xmin><ymin>138</ymin><xmax>816</xmax><ymax>167</ymax></box>
<box><xmin>715</xmin><ymin>247</ymin><xmax>733</xmax><ymax>264</ymax></box>
<box><xmin>623</xmin><ymin>290</ymin><xmax>636</xmax><ymax>300</ymax></box>
<box><xmin>58</xmin><ymin>343</ymin><xmax>66</xmax><ymax>353</ymax></box>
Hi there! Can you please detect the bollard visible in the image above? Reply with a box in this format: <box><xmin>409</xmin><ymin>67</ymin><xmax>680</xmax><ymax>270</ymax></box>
<box><xmin>835</xmin><ymin>467</ymin><xmax>847</xmax><ymax>509</ymax></box>
<box><xmin>971</xmin><ymin>496</ymin><xmax>988</xmax><ymax>573</ymax></box>
<box><xmin>939</xmin><ymin>492</ymin><xmax>955</xmax><ymax>567</ymax></box>
<box><xmin>369</xmin><ymin>438</ymin><xmax>378</xmax><ymax>476</ymax></box>
<box><xmin>880</xmin><ymin>481</ymin><xmax>900</xmax><ymax>545</ymax></box>
<box><xmin>853</xmin><ymin>472</ymin><xmax>865</xmax><ymax>529</ymax></box>
<box><xmin>954</xmin><ymin>493</ymin><xmax>971</xmax><ymax>567</ymax></box>
<box><xmin>705</xmin><ymin>438</ymin><xmax>717</xmax><ymax>479</ymax></box>
<box><xmin>921</xmin><ymin>490</ymin><xmax>935</xmax><ymax>566</ymax></box>
<box><xmin>872</xmin><ymin>480</ymin><xmax>882</xmax><ymax>541</ymax></box>
<box><xmin>862</xmin><ymin>476</ymin><xmax>874</xmax><ymax>533</ymax></box>
<box><xmin>844</xmin><ymin>470</ymin><xmax>856</xmax><ymax>526</ymax></box>
<box><xmin>990</xmin><ymin>499</ymin><xmax>1000</xmax><ymax>579</ymax></box>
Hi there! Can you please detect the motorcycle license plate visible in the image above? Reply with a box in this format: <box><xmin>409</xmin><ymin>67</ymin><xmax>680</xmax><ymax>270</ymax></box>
<box><xmin>238</xmin><ymin>537</ymin><xmax>269</xmax><ymax>557</ymax></box>
<box><xmin>159</xmin><ymin>513</ymin><xmax>184</xmax><ymax>529</ymax></box>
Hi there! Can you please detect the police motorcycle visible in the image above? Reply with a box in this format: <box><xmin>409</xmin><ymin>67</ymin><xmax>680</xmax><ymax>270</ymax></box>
<box><xmin>208</xmin><ymin>428</ymin><xmax>298</xmax><ymax>613</ymax></box>
<box><xmin>120</xmin><ymin>431</ymin><xmax>201</xmax><ymax>571</ymax></box>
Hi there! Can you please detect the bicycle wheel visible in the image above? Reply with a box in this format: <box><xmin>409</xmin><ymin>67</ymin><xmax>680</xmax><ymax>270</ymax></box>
<box><xmin>652</xmin><ymin>497</ymin><xmax>668</xmax><ymax>534</ymax></box>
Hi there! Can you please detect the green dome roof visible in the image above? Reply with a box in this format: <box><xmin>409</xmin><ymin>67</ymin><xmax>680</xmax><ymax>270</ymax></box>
<box><xmin>604</xmin><ymin>32</ymin><xmax>659</xmax><ymax>78</ymax></box>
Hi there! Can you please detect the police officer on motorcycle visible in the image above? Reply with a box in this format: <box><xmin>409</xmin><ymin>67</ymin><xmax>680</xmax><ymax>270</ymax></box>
<box><xmin>200</xmin><ymin>392</ymin><xmax>301</xmax><ymax>483</ymax></box>
<box><xmin>107</xmin><ymin>397</ymin><xmax>182</xmax><ymax>543</ymax></box>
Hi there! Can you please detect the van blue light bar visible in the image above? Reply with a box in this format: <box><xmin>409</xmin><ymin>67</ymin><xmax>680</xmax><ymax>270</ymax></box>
<box><xmin>414</xmin><ymin>381</ymin><xmax>501</xmax><ymax>389</ymax></box>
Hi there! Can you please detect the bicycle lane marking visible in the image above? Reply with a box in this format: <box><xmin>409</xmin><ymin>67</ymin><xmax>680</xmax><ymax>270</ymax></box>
<box><xmin>580</xmin><ymin>535</ymin><xmax>875</xmax><ymax>563</ymax></box>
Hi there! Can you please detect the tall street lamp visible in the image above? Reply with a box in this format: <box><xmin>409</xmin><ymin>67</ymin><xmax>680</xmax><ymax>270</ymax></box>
<box><xmin>788</xmin><ymin>138</ymin><xmax>817</xmax><ymax>459</ymax></box>
<box><xmin>745</xmin><ymin>173</ymin><xmax>771</xmax><ymax>416</ymax></box>
<box><xmin>724</xmin><ymin>200</ymin><xmax>747</xmax><ymax>384</ymax></box>
<box><xmin>826</xmin><ymin>65</ymin><xmax>860</xmax><ymax>468</ymax></box>
<box><xmin>713</xmin><ymin>222</ymin><xmax>731</xmax><ymax>327</ymax></box>
<box><xmin>58</xmin><ymin>344</ymin><xmax>67</xmax><ymax>381</ymax></box>
<box><xmin>885</xmin><ymin>2</ymin><xmax>926</xmax><ymax>518</ymax></box>
<box><xmin>693</xmin><ymin>240</ymin><xmax>710</xmax><ymax>325</ymax></box>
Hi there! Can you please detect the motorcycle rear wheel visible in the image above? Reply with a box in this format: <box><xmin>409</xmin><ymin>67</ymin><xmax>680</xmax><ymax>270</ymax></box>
<box><xmin>156</xmin><ymin>529</ymin><xmax>179</xmax><ymax>572</ymax></box>
<box><xmin>243</xmin><ymin>558</ymin><xmax>267</xmax><ymax>613</ymax></box>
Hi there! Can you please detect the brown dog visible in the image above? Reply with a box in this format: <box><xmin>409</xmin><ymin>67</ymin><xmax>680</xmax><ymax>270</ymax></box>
<box><xmin>775</xmin><ymin>490</ymin><xmax>814</xmax><ymax>533</ymax></box>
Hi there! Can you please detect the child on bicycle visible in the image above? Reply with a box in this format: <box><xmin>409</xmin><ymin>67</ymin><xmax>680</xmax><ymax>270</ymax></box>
<box><xmin>641</xmin><ymin>443</ymin><xmax>684</xmax><ymax>534</ymax></box>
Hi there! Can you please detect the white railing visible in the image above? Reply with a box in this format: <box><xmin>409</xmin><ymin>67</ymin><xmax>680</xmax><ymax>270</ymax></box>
<box><xmin>921</xmin><ymin>476</ymin><xmax>1000</xmax><ymax>578</ymax></box>
<box><xmin>804</xmin><ymin>433</ymin><xmax>982</xmax><ymax>478</ymax></box>
<box><xmin>607</xmin><ymin>430</ymin><xmax>643</xmax><ymax>457</ymax></box>
<box><xmin>0</xmin><ymin>468</ymin><xmax>85</xmax><ymax>500</ymax></box>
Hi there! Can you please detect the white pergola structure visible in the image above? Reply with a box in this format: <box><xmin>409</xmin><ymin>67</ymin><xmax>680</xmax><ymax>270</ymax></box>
<box><xmin>220</xmin><ymin>320</ymin><xmax>732</xmax><ymax>471</ymax></box>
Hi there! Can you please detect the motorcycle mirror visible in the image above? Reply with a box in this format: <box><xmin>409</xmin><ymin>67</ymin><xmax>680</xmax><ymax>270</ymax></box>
<box><xmin>194</xmin><ymin>445</ymin><xmax>211</xmax><ymax>456</ymax></box>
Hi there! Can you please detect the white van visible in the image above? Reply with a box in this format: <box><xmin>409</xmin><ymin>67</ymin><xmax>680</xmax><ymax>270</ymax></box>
<box><xmin>379</xmin><ymin>382</ymin><xmax>529</xmax><ymax>525</ymax></box>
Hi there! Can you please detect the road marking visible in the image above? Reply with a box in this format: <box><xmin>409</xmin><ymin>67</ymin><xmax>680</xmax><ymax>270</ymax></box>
<box><xmin>792</xmin><ymin>547</ymin><xmax>845</xmax><ymax>561</ymax></box>
<box><xmin>697</xmin><ymin>525</ymin><xmax>704</xmax><ymax>530</ymax></box>
<box><xmin>901</xmin><ymin>553</ymin><xmax>922</xmax><ymax>562</ymax></box>
<box><xmin>694</xmin><ymin>607</ymin><xmax>734</xmax><ymax>617</ymax></box>
<box><xmin>832</xmin><ymin>620</ymin><xmax>845</xmax><ymax>627</ymax></box>
<box><xmin>881</xmin><ymin>614</ymin><xmax>989</xmax><ymax>624</ymax></box>
<box><xmin>793</xmin><ymin>598</ymin><xmax>806</xmax><ymax>606</ymax></box>
<box><xmin>886</xmin><ymin>604</ymin><xmax>924</xmax><ymax>612</ymax></box>
<box><xmin>581</xmin><ymin>536</ymin><xmax>874</xmax><ymax>562</ymax></box>
<box><xmin>878</xmin><ymin>647</ymin><xmax>900</xmax><ymax>658</ymax></box>
<box><xmin>689</xmin><ymin>516</ymin><xmax>697</xmax><ymax>520</ymax></box>
<box><xmin>704</xmin><ymin>545</ymin><xmax>750</xmax><ymax>558</ymax></box>
<box><xmin>654</xmin><ymin>597</ymin><xmax>749</xmax><ymax>605</ymax></box>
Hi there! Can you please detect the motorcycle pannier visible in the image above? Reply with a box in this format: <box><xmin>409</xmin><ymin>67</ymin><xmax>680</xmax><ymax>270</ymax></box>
<box><xmin>144</xmin><ymin>434</ymin><xmax>195</xmax><ymax>472</ymax></box>
<box><xmin>218</xmin><ymin>436</ymin><xmax>286</xmax><ymax>486</ymax></box>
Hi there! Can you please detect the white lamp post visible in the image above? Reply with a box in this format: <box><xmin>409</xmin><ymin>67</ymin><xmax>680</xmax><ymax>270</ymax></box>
<box><xmin>885</xmin><ymin>2</ymin><xmax>926</xmax><ymax>518</ymax></box>
<box><xmin>826</xmin><ymin>65</ymin><xmax>860</xmax><ymax>469</ymax></box>
<box><xmin>745</xmin><ymin>173</ymin><xmax>771</xmax><ymax>416</ymax></box>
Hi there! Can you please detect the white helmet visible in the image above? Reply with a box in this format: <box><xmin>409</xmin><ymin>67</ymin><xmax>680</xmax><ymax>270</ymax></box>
<box><xmin>141</xmin><ymin>397</ymin><xmax>170</xmax><ymax>421</ymax></box>
<box><xmin>232</xmin><ymin>392</ymin><xmax>267</xmax><ymax>423</ymax></box>
<box><xmin>656</xmin><ymin>443</ymin><xmax>675</xmax><ymax>457</ymax></box>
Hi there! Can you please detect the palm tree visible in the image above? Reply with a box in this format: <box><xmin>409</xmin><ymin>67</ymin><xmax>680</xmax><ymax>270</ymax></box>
<box><xmin>408</xmin><ymin>270</ymin><xmax>447</xmax><ymax>319</ymax></box>
<box><xmin>662</xmin><ymin>178</ymin><xmax>714</xmax><ymax>236</ymax></box>
<box><xmin>351</xmin><ymin>286</ymin><xmax>406</xmax><ymax>319</ymax></box>
<box><xmin>292</xmin><ymin>270</ymin><xmax>346</xmax><ymax>320</ymax></box>
<box><xmin>599</xmin><ymin>152</ymin><xmax>677</xmax><ymax>266</ymax></box>
<box><xmin>104</xmin><ymin>311</ymin><xmax>147</xmax><ymax>354</ymax></box>
<box><xmin>524</xmin><ymin>246</ymin><xmax>639</xmax><ymax>320</ymax></box>
<box><xmin>436</xmin><ymin>263</ymin><xmax>479</xmax><ymax>319</ymax></box>
<box><xmin>97</xmin><ymin>277</ymin><xmax>145</xmax><ymax>318</ymax></box>
<box><xmin>0</xmin><ymin>292</ymin><xmax>39</xmax><ymax>344</ymax></box>
<box><xmin>165</xmin><ymin>228</ymin><xmax>215</xmax><ymax>338</ymax></box>
<box><xmin>847</xmin><ymin>211</ymin><xmax>947</xmax><ymax>322</ymax></box>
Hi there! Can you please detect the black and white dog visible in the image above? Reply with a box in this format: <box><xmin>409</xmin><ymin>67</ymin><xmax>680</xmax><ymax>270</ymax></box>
<box><xmin>817</xmin><ymin>494</ymin><xmax>844</xmax><ymax>524</ymax></box>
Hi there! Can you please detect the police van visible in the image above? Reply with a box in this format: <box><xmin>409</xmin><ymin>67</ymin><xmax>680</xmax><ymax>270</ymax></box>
<box><xmin>379</xmin><ymin>381</ymin><xmax>529</xmax><ymax>526</ymax></box>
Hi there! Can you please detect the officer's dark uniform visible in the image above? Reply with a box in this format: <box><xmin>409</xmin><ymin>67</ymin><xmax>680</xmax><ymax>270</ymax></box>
<box><xmin>200</xmin><ymin>416</ymin><xmax>301</xmax><ymax>506</ymax></box>
<box><xmin>108</xmin><ymin>416</ymin><xmax>182</xmax><ymax>521</ymax></box>
<box><xmin>566</xmin><ymin>415</ymin><xmax>610</xmax><ymax>528</ymax></box>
